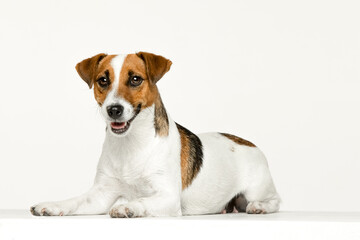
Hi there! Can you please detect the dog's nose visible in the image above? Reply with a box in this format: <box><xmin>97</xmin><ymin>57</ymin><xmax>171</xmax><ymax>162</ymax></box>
<box><xmin>107</xmin><ymin>105</ymin><xmax>124</xmax><ymax>119</ymax></box>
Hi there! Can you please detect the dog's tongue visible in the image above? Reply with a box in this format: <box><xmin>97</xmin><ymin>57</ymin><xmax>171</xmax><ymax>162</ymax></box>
<box><xmin>111</xmin><ymin>122</ymin><xmax>126</xmax><ymax>129</ymax></box>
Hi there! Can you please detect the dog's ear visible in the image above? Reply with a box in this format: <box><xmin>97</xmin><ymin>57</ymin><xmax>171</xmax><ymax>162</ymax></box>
<box><xmin>75</xmin><ymin>53</ymin><xmax>107</xmax><ymax>89</ymax></box>
<box><xmin>136</xmin><ymin>52</ymin><xmax>172</xmax><ymax>83</ymax></box>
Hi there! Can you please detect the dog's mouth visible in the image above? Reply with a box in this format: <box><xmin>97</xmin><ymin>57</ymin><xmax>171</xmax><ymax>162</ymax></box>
<box><xmin>110</xmin><ymin>121</ymin><xmax>130</xmax><ymax>134</ymax></box>
<box><xmin>110</xmin><ymin>104</ymin><xmax>141</xmax><ymax>135</ymax></box>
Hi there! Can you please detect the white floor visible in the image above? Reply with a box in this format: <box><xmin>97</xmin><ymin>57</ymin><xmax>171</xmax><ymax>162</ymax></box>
<box><xmin>1</xmin><ymin>210</ymin><xmax>360</xmax><ymax>240</ymax></box>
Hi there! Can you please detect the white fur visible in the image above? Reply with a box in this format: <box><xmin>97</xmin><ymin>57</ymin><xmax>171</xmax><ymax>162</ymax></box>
<box><xmin>31</xmin><ymin>55</ymin><xmax>280</xmax><ymax>217</ymax></box>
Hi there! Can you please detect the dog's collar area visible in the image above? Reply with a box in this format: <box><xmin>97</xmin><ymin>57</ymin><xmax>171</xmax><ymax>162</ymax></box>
<box><xmin>110</xmin><ymin>104</ymin><xmax>142</xmax><ymax>135</ymax></box>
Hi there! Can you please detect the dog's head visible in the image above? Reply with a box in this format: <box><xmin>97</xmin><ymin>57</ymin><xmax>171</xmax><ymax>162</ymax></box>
<box><xmin>76</xmin><ymin>52</ymin><xmax>172</xmax><ymax>136</ymax></box>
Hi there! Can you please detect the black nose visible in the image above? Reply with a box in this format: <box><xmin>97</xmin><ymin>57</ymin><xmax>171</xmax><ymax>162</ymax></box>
<box><xmin>107</xmin><ymin>105</ymin><xmax>124</xmax><ymax>119</ymax></box>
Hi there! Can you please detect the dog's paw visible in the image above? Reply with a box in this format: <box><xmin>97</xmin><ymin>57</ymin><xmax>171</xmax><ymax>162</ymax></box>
<box><xmin>109</xmin><ymin>203</ymin><xmax>145</xmax><ymax>218</ymax></box>
<box><xmin>30</xmin><ymin>202</ymin><xmax>67</xmax><ymax>216</ymax></box>
<box><xmin>246</xmin><ymin>202</ymin><xmax>267</xmax><ymax>214</ymax></box>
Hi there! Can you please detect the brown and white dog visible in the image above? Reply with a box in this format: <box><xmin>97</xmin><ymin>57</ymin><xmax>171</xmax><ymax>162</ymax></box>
<box><xmin>30</xmin><ymin>52</ymin><xmax>280</xmax><ymax>217</ymax></box>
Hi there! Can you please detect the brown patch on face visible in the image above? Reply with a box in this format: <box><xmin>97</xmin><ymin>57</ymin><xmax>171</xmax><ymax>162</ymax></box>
<box><xmin>176</xmin><ymin>123</ymin><xmax>203</xmax><ymax>189</ymax></box>
<box><xmin>220</xmin><ymin>133</ymin><xmax>256</xmax><ymax>147</ymax></box>
<box><xmin>154</xmin><ymin>96</ymin><xmax>169</xmax><ymax>136</ymax></box>
<box><xmin>93</xmin><ymin>55</ymin><xmax>117</xmax><ymax>106</ymax></box>
<box><xmin>117</xmin><ymin>54</ymin><xmax>159</xmax><ymax>109</ymax></box>
<box><xmin>76</xmin><ymin>54</ymin><xmax>117</xmax><ymax>106</ymax></box>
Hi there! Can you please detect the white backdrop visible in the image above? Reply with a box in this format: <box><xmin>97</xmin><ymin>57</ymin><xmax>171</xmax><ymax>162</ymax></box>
<box><xmin>0</xmin><ymin>0</ymin><xmax>359</xmax><ymax>212</ymax></box>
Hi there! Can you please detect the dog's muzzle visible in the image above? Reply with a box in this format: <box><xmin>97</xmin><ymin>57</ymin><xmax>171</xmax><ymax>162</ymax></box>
<box><xmin>108</xmin><ymin>104</ymin><xmax>141</xmax><ymax>135</ymax></box>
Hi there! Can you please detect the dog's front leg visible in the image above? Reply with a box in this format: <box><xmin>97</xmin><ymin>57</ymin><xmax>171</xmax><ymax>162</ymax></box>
<box><xmin>30</xmin><ymin>174</ymin><xmax>120</xmax><ymax>216</ymax></box>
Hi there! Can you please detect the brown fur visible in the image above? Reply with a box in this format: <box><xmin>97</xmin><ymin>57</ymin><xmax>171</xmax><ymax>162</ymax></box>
<box><xmin>178</xmin><ymin>127</ymin><xmax>191</xmax><ymax>189</ymax></box>
<box><xmin>76</xmin><ymin>54</ymin><xmax>117</xmax><ymax>106</ymax></box>
<box><xmin>176</xmin><ymin>123</ymin><xmax>203</xmax><ymax>189</ymax></box>
<box><xmin>76</xmin><ymin>53</ymin><xmax>107</xmax><ymax>89</ymax></box>
<box><xmin>136</xmin><ymin>52</ymin><xmax>172</xmax><ymax>83</ymax></box>
<box><xmin>93</xmin><ymin>55</ymin><xmax>117</xmax><ymax>106</ymax></box>
<box><xmin>118</xmin><ymin>54</ymin><xmax>159</xmax><ymax>109</ymax></box>
<box><xmin>75</xmin><ymin>53</ymin><xmax>107</xmax><ymax>88</ymax></box>
<box><xmin>154</xmin><ymin>96</ymin><xmax>169</xmax><ymax>136</ymax></box>
<box><xmin>220</xmin><ymin>133</ymin><xmax>256</xmax><ymax>147</ymax></box>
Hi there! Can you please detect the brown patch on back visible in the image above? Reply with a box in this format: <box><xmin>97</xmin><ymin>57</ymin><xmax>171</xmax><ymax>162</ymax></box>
<box><xmin>220</xmin><ymin>133</ymin><xmax>256</xmax><ymax>147</ymax></box>
<box><xmin>176</xmin><ymin>123</ymin><xmax>203</xmax><ymax>189</ymax></box>
<box><xmin>178</xmin><ymin>127</ymin><xmax>190</xmax><ymax>188</ymax></box>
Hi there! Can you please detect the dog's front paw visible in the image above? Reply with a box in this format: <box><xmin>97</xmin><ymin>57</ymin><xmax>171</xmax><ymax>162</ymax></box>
<box><xmin>30</xmin><ymin>202</ymin><xmax>68</xmax><ymax>216</ymax></box>
<box><xmin>109</xmin><ymin>203</ymin><xmax>145</xmax><ymax>218</ymax></box>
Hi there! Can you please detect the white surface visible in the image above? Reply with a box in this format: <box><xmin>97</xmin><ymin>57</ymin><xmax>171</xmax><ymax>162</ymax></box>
<box><xmin>1</xmin><ymin>210</ymin><xmax>360</xmax><ymax>240</ymax></box>
<box><xmin>0</xmin><ymin>0</ymin><xmax>360</xmax><ymax>212</ymax></box>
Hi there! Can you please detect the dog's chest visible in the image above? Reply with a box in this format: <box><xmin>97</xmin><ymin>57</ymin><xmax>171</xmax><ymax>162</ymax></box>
<box><xmin>98</xmin><ymin>121</ymin><xmax>181</xmax><ymax>200</ymax></box>
<box><xmin>100</xmin><ymin>143</ymin><xmax>161</xmax><ymax>200</ymax></box>
<box><xmin>107</xmin><ymin>163</ymin><xmax>157</xmax><ymax>200</ymax></box>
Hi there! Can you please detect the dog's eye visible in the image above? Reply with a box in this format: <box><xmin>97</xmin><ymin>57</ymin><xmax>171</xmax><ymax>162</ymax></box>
<box><xmin>97</xmin><ymin>77</ymin><xmax>110</xmax><ymax>88</ymax></box>
<box><xmin>129</xmin><ymin>76</ymin><xmax>143</xmax><ymax>87</ymax></box>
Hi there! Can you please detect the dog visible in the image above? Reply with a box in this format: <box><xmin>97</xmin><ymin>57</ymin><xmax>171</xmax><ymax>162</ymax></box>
<box><xmin>30</xmin><ymin>52</ymin><xmax>280</xmax><ymax>217</ymax></box>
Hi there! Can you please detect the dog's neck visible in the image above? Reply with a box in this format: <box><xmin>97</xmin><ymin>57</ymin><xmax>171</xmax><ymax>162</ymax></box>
<box><xmin>153</xmin><ymin>95</ymin><xmax>169</xmax><ymax>137</ymax></box>
<box><xmin>105</xmin><ymin>94</ymin><xmax>170</xmax><ymax>147</ymax></box>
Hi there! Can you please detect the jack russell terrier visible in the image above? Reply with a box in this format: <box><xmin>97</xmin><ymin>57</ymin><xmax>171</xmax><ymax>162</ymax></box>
<box><xmin>31</xmin><ymin>52</ymin><xmax>280</xmax><ymax>217</ymax></box>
